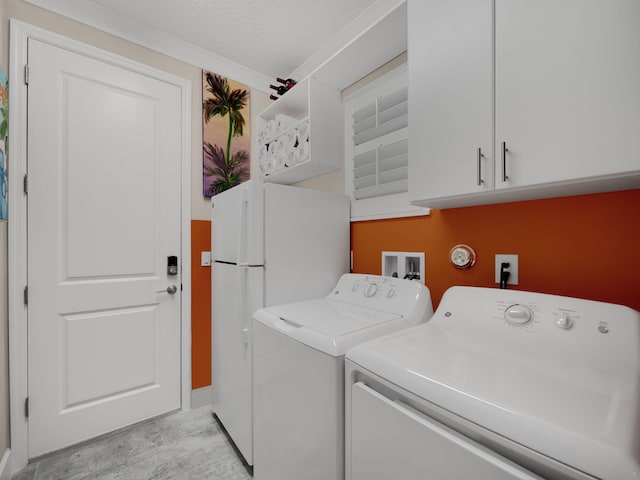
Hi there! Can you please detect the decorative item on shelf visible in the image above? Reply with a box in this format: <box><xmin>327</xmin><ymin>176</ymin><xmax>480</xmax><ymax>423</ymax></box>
<box><xmin>269</xmin><ymin>84</ymin><xmax>288</xmax><ymax>96</ymax></box>
<box><xmin>277</xmin><ymin>77</ymin><xmax>297</xmax><ymax>89</ymax></box>
<box><xmin>268</xmin><ymin>77</ymin><xmax>297</xmax><ymax>101</ymax></box>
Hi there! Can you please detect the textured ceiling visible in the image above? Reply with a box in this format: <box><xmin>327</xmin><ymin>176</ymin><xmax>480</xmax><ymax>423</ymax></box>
<box><xmin>86</xmin><ymin>0</ymin><xmax>377</xmax><ymax>78</ymax></box>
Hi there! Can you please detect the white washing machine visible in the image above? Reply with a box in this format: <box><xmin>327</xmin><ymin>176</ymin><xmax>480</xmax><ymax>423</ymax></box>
<box><xmin>252</xmin><ymin>273</ymin><xmax>433</xmax><ymax>480</ymax></box>
<box><xmin>345</xmin><ymin>286</ymin><xmax>640</xmax><ymax>480</ymax></box>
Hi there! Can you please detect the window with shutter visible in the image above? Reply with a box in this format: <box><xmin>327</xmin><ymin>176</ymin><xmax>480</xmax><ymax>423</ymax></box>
<box><xmin>344</xmin><ymin>64</ymin><xmax>429</xmax><ymax>221</ymax></box>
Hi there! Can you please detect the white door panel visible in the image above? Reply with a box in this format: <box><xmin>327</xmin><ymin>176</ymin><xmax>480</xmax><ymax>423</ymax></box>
<box><xmin>211</xmin><ymin>262</ymin><xmax>264</xmax><ymax>464</ymax></box>
<box><xmin>351</xmin><ymin>383</ymin><xmax>542</xmax><ymax>480</ymax></box>
<box><xmin>64</xmin><ymin>306</ymin><xmax>157</xmax><ymax>406</ymax></box>
<box><xmin>27</xmin><ymin>39</ymin><xmax>182</xmax><ymax>456</ymax></box>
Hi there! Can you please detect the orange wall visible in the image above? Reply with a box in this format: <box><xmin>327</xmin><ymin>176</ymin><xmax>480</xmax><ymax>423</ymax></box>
<box><xmin>352</xmin><ymin>189</ymin><xmax>640</xmax><ymax>311</ymax></box>
<box><xmin>192</xmin><ymin>189</ymin><xmax>640</xmax><ymax>388</ymax></box>
<box><xmin>191</xmin><ymin>220</ymin><xmax>211</xmax><ymax>390</ymax></box>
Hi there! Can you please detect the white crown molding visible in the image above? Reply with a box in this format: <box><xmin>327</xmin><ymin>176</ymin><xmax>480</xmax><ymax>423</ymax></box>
<box><xmin>22</xmin><ymin>0</ymin><xmax>273</xmax><ymax>92</ymax></box>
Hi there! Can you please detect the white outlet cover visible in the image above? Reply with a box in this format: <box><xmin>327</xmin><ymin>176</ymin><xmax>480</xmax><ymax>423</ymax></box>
<box><xmin>495</xmin><ymin>254</ymin><xmax>518</xmax><ymax>285</ymax></box>
<box><xmin>201</xmin><ymin>251</ymin><xmax>211</xmax><ymax>267</ymax></box>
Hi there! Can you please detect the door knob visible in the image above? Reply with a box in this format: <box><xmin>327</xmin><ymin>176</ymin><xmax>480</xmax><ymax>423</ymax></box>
<box><xmin>157</xmin><ymin>285</ymin><xmax>178</xmax><ymax>294</ymax></box>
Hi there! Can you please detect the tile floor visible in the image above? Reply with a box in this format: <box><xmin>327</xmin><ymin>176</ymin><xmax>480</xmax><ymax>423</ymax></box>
<box><xmin>12</xmin><ymin>406</ymin><xmax>251</xmax><ymax>480</ymax></box>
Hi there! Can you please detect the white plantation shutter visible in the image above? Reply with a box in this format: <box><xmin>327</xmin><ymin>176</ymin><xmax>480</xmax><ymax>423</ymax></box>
<box><xmin>353</xmin><ymin>138</ymin><xmax>408</xmax><ymax>199</ymax></box>
<box><xmin>352</xmin><ymin>86</ymin><xmax>408</xmax><ymax>200</ymax></box>
<box><xmin>345</xmin><ymin>64</ymin><xmax>428</xmax><ymax>220</ymax></box>
<box><xmin>353</xmin><ymin>86</ymin><xmax>408</xmax><ymax>146</ymax></box>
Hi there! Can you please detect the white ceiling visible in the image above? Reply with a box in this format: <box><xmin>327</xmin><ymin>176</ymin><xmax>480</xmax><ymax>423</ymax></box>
<box><xmin>83</xmin><ymin>0</ymin><xmax>377</xmax><ymax>79</ymax></box>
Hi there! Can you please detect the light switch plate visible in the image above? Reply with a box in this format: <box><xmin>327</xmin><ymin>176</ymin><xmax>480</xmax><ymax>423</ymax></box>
<box><xmin>495</xmin><ymin>254</ymin><xmax>518</xmax><ymax>285</ymax></box>
<box><xmin>201</xmin><ymin>251</ymin><xmax>211</xmax><ymax>267</ymax></box>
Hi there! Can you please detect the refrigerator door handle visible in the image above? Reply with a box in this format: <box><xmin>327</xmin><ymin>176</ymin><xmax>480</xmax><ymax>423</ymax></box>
<box><xmin>239</xmin><ymin>266</ymin><xmax>249</xmax><ymax>345</ymax></box>
<box><xmin>241</xmin><ymin>327</ymin><xmax>250</xmax><ymax>345</ymax></box>
<box><xmin>236</xmin><ymin>185</ymin><xmax>249</xmax><ymax>266</ymax></box>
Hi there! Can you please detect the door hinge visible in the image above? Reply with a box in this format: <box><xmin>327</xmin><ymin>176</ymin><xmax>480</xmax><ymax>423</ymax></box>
<box><xmin>25</xmin><ymin>397</ymin><xmax>29</xmax><ymax>418</ymax></box>
<box><xmin>24</xmin><ymin>65</ymin><xmax>29</xmax><ymax>85</ymax></box>
<box><xmin>23</xmin><ymin>174</ymin><xmax>28</xmax><ymax>194</ymax></box>
<box><xmin>23</xmin><ymin>286</ymin><xmax>28</xmax><ymax>305</ymax></box>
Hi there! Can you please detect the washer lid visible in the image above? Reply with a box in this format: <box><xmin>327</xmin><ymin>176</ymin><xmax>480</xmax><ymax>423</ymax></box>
<box><xmin>253</xmin><ymin>298</ymin><xmax>407</xmax><ymax>357</ymax></box>
<box><xmin>347</xmin><ymin>287</ymin><xmax>640</xmax><ymax>480</ymax></box>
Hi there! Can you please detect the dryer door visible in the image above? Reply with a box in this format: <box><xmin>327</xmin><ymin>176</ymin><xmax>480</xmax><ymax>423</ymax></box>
<box><xmin>350</xmin><ymin>382</ymin><xmax>542</xmax><ymax>480</ymax></box>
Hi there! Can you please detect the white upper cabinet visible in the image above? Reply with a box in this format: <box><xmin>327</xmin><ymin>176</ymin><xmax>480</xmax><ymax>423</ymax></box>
<box><xmin>408</xmin><ymin>0</ymin><xmax>640</xmax><ymax>209</ymax></box>
<box><xmin>408</xmin><ymin>0</ymin><xmax>493</xmax><ymax>201</ymax></box>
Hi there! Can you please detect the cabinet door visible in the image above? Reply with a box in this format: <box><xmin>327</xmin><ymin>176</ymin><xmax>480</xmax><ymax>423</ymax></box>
<box><xmin>495</xmin><ymin>0</ymin><xmax>640</xmax><ymax>189</ymax></box>
<box><xmin>408</xmin><ymin>0</ymin><xmax>493</xmax><ymax>205</ymax></box>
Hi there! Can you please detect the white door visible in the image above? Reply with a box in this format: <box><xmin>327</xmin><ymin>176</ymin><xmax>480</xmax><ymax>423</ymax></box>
<box><xmin>27</xmin><ymin>39</ymin><xmax>182</xmax><ymax>457</ymax></box>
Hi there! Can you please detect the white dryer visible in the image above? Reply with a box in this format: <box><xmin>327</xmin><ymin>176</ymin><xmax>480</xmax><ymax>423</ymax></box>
<box><xmin>345</xmin><ymin>286</ymin><xmax>640</xmax><ymax>480</ymax></box>
<box><xmin>252</xmin><ymin>273</ymin><xmax>433</xmax><ymax>480</ymax></box>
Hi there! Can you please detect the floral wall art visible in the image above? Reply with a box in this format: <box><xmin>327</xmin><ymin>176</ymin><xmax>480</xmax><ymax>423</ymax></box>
<box><xmin>202</xmin><ymin>71</ymin><xmax>251</xmax><ymax>196</ymax></box>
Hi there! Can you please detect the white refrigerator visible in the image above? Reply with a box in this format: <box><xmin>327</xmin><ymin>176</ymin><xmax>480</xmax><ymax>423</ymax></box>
<box><xmin>211</xmin><ymin>179</ymin><xmax>350</xmax><ymax>469</ymax></box>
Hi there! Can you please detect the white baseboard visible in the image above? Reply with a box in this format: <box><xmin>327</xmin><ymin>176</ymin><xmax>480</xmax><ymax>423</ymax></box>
<box><xmin>0</xmin><ymin>448</ymin><xmax>11</xmax><ymax>480</ymax></box>
<box><xmin>191</xmin><ymin>386</ymin><xmax>212</xmax><ymax>409</ymax></box>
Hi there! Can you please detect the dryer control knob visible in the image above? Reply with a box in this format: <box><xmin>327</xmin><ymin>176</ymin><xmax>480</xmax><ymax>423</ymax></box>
<box><xmin>352</xmin><ymin>282</ymin><xmax>359</xmax><ymax>292</ymax></box>
<box><xmin>556</xmin><ymin>313</ymin><xmax>574</xmax><ymax>330</ymax></box>
<box><xmin>364</xmin><ymin>283</ymin><xmax>378</xmax><ymax>298</ymax></box>
<box><xmin>387</xmin><ymin>288</ymin><xmax>396</xmax><ymax>298</ymax></box>
<box><xmin>504</xmin><ymin>304</ymin><xmax>533</xmax><ymax>326</ymax></box>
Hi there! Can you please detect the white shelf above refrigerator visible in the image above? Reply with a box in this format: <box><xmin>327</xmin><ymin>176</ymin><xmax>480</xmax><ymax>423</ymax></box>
<box><xmin>255</xmin><ymin>1</ymin><xmax>408</xmax><ymax>185</ymax></box>
<box><xmin>257</xmin><ymin>77</ymin><xmax>341</xmax><ymax>184</ymax></box>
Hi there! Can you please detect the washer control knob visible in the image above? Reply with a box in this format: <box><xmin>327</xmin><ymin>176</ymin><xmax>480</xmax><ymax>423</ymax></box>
<box><xmin>504</xmin><ymin>304</ymin><xmax>533</xmax><ymax>326</ymax></box>
<box><xmin>352</xmin><ymin>282</ymin><xmax>359</xmax><ymax>292</ymax></box>
<box><xmin>364</xmin><ymin>283</ymin><xmax>378</xmax><ymax>298</ymax></box>
<box><xmin>387</xmin><ymin>288</ymin><xmax>396</xmax><ymax>298</ymax></box>
<box><xmin>556</xmin><ymin>313</ymin><xmax>574</xmax><ymax>330</ymax></box>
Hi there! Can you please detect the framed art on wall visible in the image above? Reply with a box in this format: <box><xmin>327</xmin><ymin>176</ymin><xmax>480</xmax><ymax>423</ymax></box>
<box><xmin>202</xmin><ymin>71</ymin><xmax>250</xmax><ymax>197</ymax></box>
<box><xmin>0</xmin><ymin>67</ymin><xmax>8</xmax><ymax>221</ymax></box>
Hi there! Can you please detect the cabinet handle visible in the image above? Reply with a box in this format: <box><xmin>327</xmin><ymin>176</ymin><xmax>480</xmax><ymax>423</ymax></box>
<box><xmin>477</xmin><ymin>148</ymin><xmax>484</xmax><ymax>186</ymax></box>
<box><xmin>501</xmin><ymin>141</ymin><xmax>509</xmax><ymax>182</ymax></box>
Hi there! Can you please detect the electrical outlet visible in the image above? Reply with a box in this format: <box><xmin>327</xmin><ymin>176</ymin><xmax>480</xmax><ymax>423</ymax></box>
<box><xmin>201</xmin><ymin>251</ymin><xmax>211</xmax><ymax>267</ymax></box>
<box><xmin>495</xmin><ymin>254</ymin><xmax>518</xmax><ymax>285</ymax></box>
